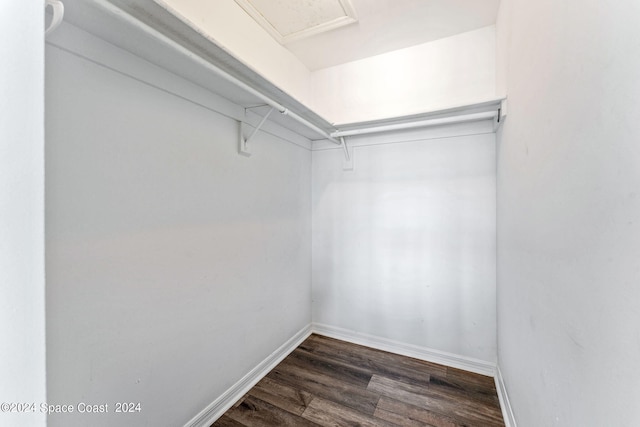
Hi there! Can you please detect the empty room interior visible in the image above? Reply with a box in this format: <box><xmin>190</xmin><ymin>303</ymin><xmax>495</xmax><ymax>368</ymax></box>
<box><xmin>3</xmin><ymin>0</ymin><xmax>640</xmax><ymax>426</ymax></box>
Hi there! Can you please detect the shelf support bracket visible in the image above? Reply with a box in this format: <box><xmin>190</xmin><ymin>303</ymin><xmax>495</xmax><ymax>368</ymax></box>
<box><xmin>341</xmin><ymin>137</ymin><xmax>354</xmax><ymax>171</ymax></box>
<box><xmin>493</xmin><ymin>99</ymin><xmax>508</xmax><ymax>131</ymax></box>
<box><xmin>45</xmin><ymin>0</ymin><xmax>65</xmax><ymax>36</ymax></box>
<box><xmin>239</xmin><ymin>106</ymin><xmax>274</xmax><ymax>157</ymax></box>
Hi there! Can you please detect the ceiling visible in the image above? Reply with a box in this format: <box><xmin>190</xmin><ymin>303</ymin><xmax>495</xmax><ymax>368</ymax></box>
<box><xmin>234</xmin><ymin>0</ymin><xmax>358</xmax><ymax>44</ymax></box>
<box><xmin>238</xmin><ymin>0</ymin><xmax>501</xmax><ymax>71</ymax></box>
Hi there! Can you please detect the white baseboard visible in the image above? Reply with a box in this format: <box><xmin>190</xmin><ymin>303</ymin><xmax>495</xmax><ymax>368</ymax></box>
<box><xmin>311</xmin><ymin>323</ymin><xmax>496</xmax><ymax>377</ymax></box>
<box><xmin>183</xmin><ymin>324</ymin><xmax>312</xmax><ymax>427</ymax></box>
<box><xmin>185</xmin><ymin>323</ymin><xmax>514</xmax><ymax>427</ymax></box>
<box><xmin>495</xmin><ymin>365</ymin><xmax>517</xmax><ymax>427</ymax></box>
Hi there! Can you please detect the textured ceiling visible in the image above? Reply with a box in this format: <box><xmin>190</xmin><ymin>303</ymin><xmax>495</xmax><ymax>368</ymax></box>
<box><xmin>248</xmin><ymin>0</ymin><xmax>501</xmax><ymax>70</ymax></box>
<box><xmin>234</xmin><ymin>0</ymin><xmax>357</xmax><ymax>43</ymax></box>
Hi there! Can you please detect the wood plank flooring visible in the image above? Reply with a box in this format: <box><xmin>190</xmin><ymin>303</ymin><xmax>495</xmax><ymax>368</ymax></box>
<box><xmin>212</xmin><ymin>334</ymin><xmax>505</xmax><ymax>427</ymax></box>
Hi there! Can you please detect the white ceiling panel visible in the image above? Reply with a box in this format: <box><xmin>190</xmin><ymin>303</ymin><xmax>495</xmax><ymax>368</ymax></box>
<box><xmin>234</xmin><ymin>0</ymin><xmax>358</xmax><ymax>44</ymax></box>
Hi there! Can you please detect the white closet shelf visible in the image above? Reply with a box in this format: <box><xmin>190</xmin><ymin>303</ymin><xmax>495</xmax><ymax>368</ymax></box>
<box><xmin>52</xmin><ymin>0</ymin><xmax>506</xmax><ymax>146</ymax></box>
<box><xmin>331</xmin><ymin>98</ymin><xmax>506</xmax><ymax>137</ymax></box>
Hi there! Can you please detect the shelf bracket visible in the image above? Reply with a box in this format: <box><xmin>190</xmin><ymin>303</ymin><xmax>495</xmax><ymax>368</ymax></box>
<box><xmin>341</xmin><ymin>137</ymin><xmax>354</xmax><ymax>171</ymax></box>
<box><xmin>45</xmin><ymin>0</ymin><xmax>65</xmax><ymax>36</ymax></box>
<box><xmin>493</xmin><ymin>99</ymin><xmax>508</xmax><ymax>131</ymax></box>
<box><xmin>239</xmin><ymin>106</ymin><xmax>274</xmax><ymax>157</ymax></box>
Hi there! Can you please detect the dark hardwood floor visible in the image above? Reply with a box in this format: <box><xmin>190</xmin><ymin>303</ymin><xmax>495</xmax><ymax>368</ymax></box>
<box><xmin>212</xmin><ymin>334</ymin><xmax>505</xmax><ymax>426</ymax></box>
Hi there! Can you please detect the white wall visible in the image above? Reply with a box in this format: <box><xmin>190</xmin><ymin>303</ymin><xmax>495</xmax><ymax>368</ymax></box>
<box><xmin>0</xmin><ymin>2</ymin><xmax>46</xmax><ymax>426</ymax></box>
<box><xmin>155</xmin><ymin>0</ymin><xmax>312</xmax><ymax>106</ymax></box>
<box><xmin>312</xmin><ymin>125</ymin><xmax>496</xmax><ymax>362</ymax></box>
<box><xmin>45</xmin><ymin>25</ymin><xmax>311</xmax><ymax>427</ymax></box>
<box><xmin>310</xmin><ymin>26</ymin><xmax>497</xmax><ymax>124</ymax></box>
<box><xmin>496</xmin><ymin>0</ymin><xmax>640</xmax><ymax>425</ymax></box>
<box><xmin>495</xmin><ymin>0</ymin><xmax>510</xmax><ymax>98</ymax></box>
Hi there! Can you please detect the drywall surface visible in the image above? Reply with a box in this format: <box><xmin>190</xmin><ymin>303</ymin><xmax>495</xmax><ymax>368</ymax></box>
<box><xmin>155</xmin><ymin>0</ymin><xmax>312</xmax><ymax>106</ymax></box>
<box><xmin>45</xmin><ymin>26</ymin><xmax>311</xmax><ymax>427</ymax></box>
<box><xmin>496</xmin><ymin>0</ymin><xmax>640</xmax><ymax>425</ymax></box>
<box><xmin>310</xmin><ymin>26</ymin><xmax>496</xmax><ymax>124</ymax></box>
<box><xmin>312</xmin><ymin>128</ymin><xmax>496</xmax><ymax>362</ymax></box>
<box><xmin>495</xmin><ymin>0</ymin><xmax>510</xmax><ymax>98</ymax></box>
<box><xmin>0</xmin><ymin>2</ymin><xmax>46</xmax><ymax>426</ymax></box>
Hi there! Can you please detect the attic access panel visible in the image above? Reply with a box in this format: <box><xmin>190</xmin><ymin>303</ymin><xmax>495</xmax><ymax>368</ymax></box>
<box><xmin>234</xmin><ymin>0</ymin><xmax>358</xmax><ymax>44</ymax></box>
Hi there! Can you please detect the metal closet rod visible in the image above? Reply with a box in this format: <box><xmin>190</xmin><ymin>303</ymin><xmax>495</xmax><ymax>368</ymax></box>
<box><xmin>90</xmin><ymin>0</ymin><xmax>342</xmax><ymax>145</ymax></box>
<box><xmin>330</xmin><ymin>111</ymin><xmax>498</xmax><ymax>138</ymax></box>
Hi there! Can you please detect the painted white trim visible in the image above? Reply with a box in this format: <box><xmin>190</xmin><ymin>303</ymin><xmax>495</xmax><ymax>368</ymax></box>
<box><xmin>183</xmin><ymin>325</ymin><xmax>312</xmax><ymax>427</ymax></box>
<box><xmin>311</xmin><ymin>323</ymin><xmax>496</xmax><ymax>377</ymax></box>
<box><xmin>495</xmin><ymin>365</ymin><xmax>518</xmax><ymax>427</ymax></box>
<box><xmin>281</xmin><ymin>14</ymin><xmax>357</xmax><ymax>44</ymax></box>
